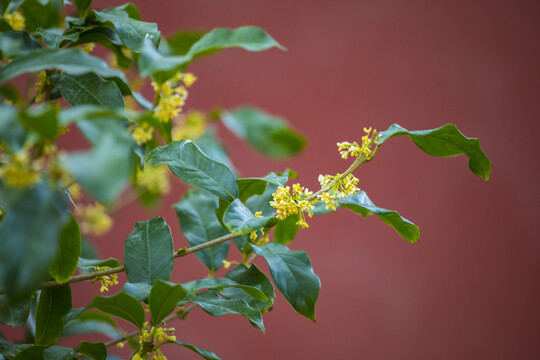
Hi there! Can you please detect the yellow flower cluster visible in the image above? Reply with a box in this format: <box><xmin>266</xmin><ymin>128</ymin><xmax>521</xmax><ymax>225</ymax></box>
<box><xmin>88</xmin><ymin>266</ymin><xmax>119</xmax><ymax>293</ymax></box>
<box><xmin>0</xmin><ymin>152</ymin><xmax>41</xmax><ymax>187</ymax></box>
<box><xmin>136</xmin><ymin>164</ymin><xmax>171</xmax><ymax>195</ymax></box>
<box><xmin>34</xmin><ymin>71</ymin><xmax>51</xmax><ymax>102</ymax></box>
<box><xmin>132</xmin><ymin>123</ymin><xmax>154</xmax><ymax>146</ymax></box>
<box><xmin>2</xmin><ymin>10</ymin><xmax>25</xmax><ymax>30</ymax></box>
<box><xmin>171</xmin><ymin>110</ymin><xmax>207</xmax><ymax>141</ymax></box>
<box><xmin>81</xmin><ymin>43</ymin><xmax>95</xmax><ymax>53</ymax></box>
<box><xmin>152</xmin><ymin>72</ymin><xmax>197</xmax><ymax>123</ymax></box>
<box><xmin>337</xmin><ymin>127</ymin><xmax>380</xmax><ymax>160</ymax></box>
<box><xmin>134</xmin><ymin>324</ymin><xmax>176</xmax><ymax>360</ymax></box>
<box><xmin>75</xmin><ymin>202</ymin><xmax>113</xmax><ymax>236</ymax></box>
<box><xmin>317</xmin><ymin>173</ymin><xmax>360</xmax><ymax>210</ymax></box>
<box><xmin>270</xmin><ymin>184</ymin><xmax>315</xmax><ymax>228</ymax></box>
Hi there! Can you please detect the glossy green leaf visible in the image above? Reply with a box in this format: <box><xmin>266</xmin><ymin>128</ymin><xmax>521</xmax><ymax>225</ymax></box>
<box><xmin>49</xmin><ymin>213</ymin><xmax>81</xmax><ymax>284</ymax></box>
<box><xmin>0</xmin><ymin>294</ymin><xmax>31</xmax><ymax>327</ymax></box>
<box><xmin>0</xmin><ymin>181</ymin><xmax>67</xmax><ymax>303</ymax></box>
<box><xmin>274</xmin><ymin>212</ymin><xmax>300</xmax><ymax>245</ymax></box>
<box><xmin>0</xmin><ymin>48</ymin><xmax>126</xmax><ymax>84</ymax></box>
<box><xmin>221</xmin><ymin>107</ymin><xmax>306</xmax><ymax>158</ymax></box>
<box><xmin>90</xmin><ymin>291</ymin><xmax>145</xmax><ymax>329</ymax></box>
<box><xmin>237</xmin><ymin>173</ymin><xmax>288</xmax><ymax>202</ymax></box>
<box><xmin>377</xmin><ymin>123</ymin><xmax>492</xmax><ymax>181</ymax></box>
<box><xmin>124</xmin><ymin>217</ymin><xmax>174</xmax><ymax>285</ymax></box>
<box><xmin>0</xmin><ymin>30</ymin><xmax>41</xmax><ymax>58</ymax></box>
<box><xmin>223</xmin><ymin>264</ymin><xmax>275</xmax><ymax>313</ymax></box>
<box><xmin>149</xmin><ymin>140</ymin><xmax>238</xmax><ymax>202</ymax></box>
<box><xmin>19</xmin><ymin>104</ymin><xmax>58</xmax><ymax>140</ymax></box>
<box><xmin>173</xmin><ymin>341</ymin><xmax>221</xmax><ymax>360</ymax></box>
<box><xmin>223</xmin><ymin>199</ymin><xmax>277</xmax><ymax>235</ymax></box>
<box><xmin>181</xmin><ymin>290</ymin><xmax>264</xmax><ymax>332</ymax></box>
<box><xmin>174</xmin><ymin>190</ymin><xmax>229</xmax><ymax>273</ymax></box>
<box><xmin>251</xmin><ymin>243</ymin><xmax>320</xmax><ymax>321</ymax></box>
<box><xmin>36</xmin><ymin>28</ymin><xmax>79</xmax><ymax>49</ymax></box>
<box><xmin>182</xmin><ymin>277</ymin><xmax>267</xmax><ymax>301</ymax></box>
<box><xmin>51</xmin><ymin>72</ymin><xmax>125</xmax><ymax>109</ymax></box>
<box><xmin>122</xmin><ymin>282</ymin><xmax>152</xmax><ymax>302</ymax></box>
<box><xmin>339</xmin><ymin>191</ymin><xmax>420</xmax><ymax>243</ymax></box>
<box><xmin>63</xmin><ymin>118</ymin><xmax>134</xmax><ymax>204</ymax></box>
<box><xmin>139</xmin><ymin>26</ymin><xmax>283</xmax><ymax>81</ymax></box>
<box><xmin>91</xmin><ymin>8</ymin><xmax>160</xmax><ymax>52</ymax></box>
<box><xmin>35</xmin><ymin>284</ymin><xmax>72</xmax><ymax>345</ymax></box>
<box><xmin>148</xmin><ymin>280</ymin><xmax>187</xmax><ymax>325</ymax></box>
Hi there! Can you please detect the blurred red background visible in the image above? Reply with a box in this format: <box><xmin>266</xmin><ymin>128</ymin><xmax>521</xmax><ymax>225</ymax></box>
<box><xmin>3</xmin><ymin>0</ymin><xmax>540</xmax><ymax>359</ymax></box>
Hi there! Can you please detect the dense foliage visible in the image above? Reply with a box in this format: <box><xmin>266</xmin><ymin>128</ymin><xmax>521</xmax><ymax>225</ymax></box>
<box><xmin>0</xmin><ymin>1</ymin><xmax>491</xmax><ymax>359</ymax></box>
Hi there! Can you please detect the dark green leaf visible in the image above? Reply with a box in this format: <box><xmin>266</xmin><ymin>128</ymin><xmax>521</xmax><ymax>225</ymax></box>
<box><xmin>181</xmin><ymin>290</ymin><xmax>264</xmax><ymax>332</ymax></box>
<box><xmin>63</xmin><ymin>117</ymin><xmax>134</xmax><ymax>204</ymax></box>
<box><xmin>35</xmin><ymin>284</ymin><xmax>72</xmax><ymax>345</ymax></box>
<box><xmin>273</xmin><ymin>213</ymin><xmax>300</xmax><ymax>245</ymax></box>
<box><xmin>62</xmin><ymin>320</ymin><xmax>120</xmax><ymax>339</ymax></box>
<box><xmin>43</xmin><ymin>345</ymin><xmax>72</xmax><ymax>359</ymax></box>
<box><xmin>148</xmin><ymin>280</ymin><xmax>187</xmax><ymax>325</ymax></box>
<box><xmin>51</xmin><ymin>72</ymin><xmax>125</xmax><ymax>109</ymax></box>
<box><xmin>12</xmin><ymin>346</ymin><xmax>46</xmax><ymax>360</ymax></box>
<box><xmin>223</xmin><ymin>265</ymin><xmax>275</xmax><ymax>313</ymax></box>
<box><xmin>90</xmin><ymin>291</ymin><xmax>145</xmax><ymax>329</ymax></box>
<box><xmin>339</xmin><ymin>191</ymin><xmax>420</xmax><ymax>243</ymax></box>
<box><xmin>148</xmin><ymin>140</ymin><xmax>238</xmax><ymax>202</ymax></box>
<box><xmin>377</xmin><ymin>123</ymin><xmax>492</xmax><ymax>181</ymax></box>
<box><xmin>49</xmin><ymin>213</ymin><xmax>81</xmax><ymax>284</ymax></box>
<box><xmin>90</xmin><ymin>8</ymin><xmax>159</xmax><ymax>52</ymax></box>
<box><xmin>166</xmin><ymin>30</ymin><xmax>205</xmax><ymax>55</ymax></box>
<box><xmin>19</xmin><ymin>104</ymin><xmax>58</xmax><ymax>140</ymax></box>
<box><xmin>77</xmin><ymin>341</ymin><xmax>107</xmax><ymax>360</ymax></box>
<box><xmin>74</xmin><ymin>0</ymin><xmax>92</xmax><ymax>17</ymax></box>
<box><xmin>0</xmin><ymin>30</ymin><xmax>41</xmax><ymax>58</ymax></box>
<box><xmin>251</xmin><ymin>243</ymin><xmax>320</xmax><ymax>321</ymax></box>
<box><xmin>181</xmin><ymin>277</ymin><xmax>267</xmax><ymax>301</ymax></box>
<box><xmin>173</xmin><ymin>341</ymin><xmax>221</xmax><ymax>360</ymax></box>
<box><xmin>174</xmin><ymin>190</ymin><xmax>229</xmax><ymax>273</ymax></box>
<box><xmin>20</xmin><ymin>0</ymin><xmax>62</xmax><ymax>32</ymax></box>
<box><xmin>0</xmin><ymin>48</ymin><xmax>126</xmax><ymax>84</ymax></box>
<box><xmin>0</xmin><ymin>294</ymin><xmax>31</xmax><ymax>327</ymax></box>
<box><xmin>0</xmin><ymin>181</ymin><xmax>67</xmax><ymax>302</ymax></box>
<box><xmin>237</xmin><ymin>173</ymin><xmax>288</xmax><ymax>202</ymax></box>
<box><xmin>0</xmin><ymin>84</ymin><xmax>21</xmax><ymax>104</ymax></box>
<box><xmin>221</xmin><ymin>107</ymin><xmax>306</xmax><ymax>158</ymax></box>
<box><xmin>223</xmin><ymin>199</ymin><xmax>276</xmax><ymax>235</ymax></box>
<box><xmin>36</xmin><ymin>28</ymin><xmax>79</xmax><ymax>49</ymax></box>
<box><xmin>124</xmin><ymin>217</ymin><xmax>174</xmax><ymax>285</ymax></box>
<box><xmin>77</xmin><ymin>258</ymin><xmax>121</xmax><ymax>274</ymax></box>
<box><xmin>121</xmin><ymin>282</ymin><xmax>151</xmax><ymax>302</ymax></box>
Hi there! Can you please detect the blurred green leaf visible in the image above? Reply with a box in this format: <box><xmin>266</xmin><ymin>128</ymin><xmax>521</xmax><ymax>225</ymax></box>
<box><xmin>35</xmin><ymin>284</ymin><xmax>72</xmax><ymax>345</ymax></box>
<box><xmin>377</xmin><ymin>123</ymin><xmax>492</xmax><ymax>181</ymax></box>
<box><xmin>51</xmin><ymin>72</ymin><xmax>125</xmax><ymax>108</ymax></box>
<box><xmin>20</xmin><ymin>0</ymin><xmax>62</xmax><ymax>32</ymax></box>
<box><xmin>165</xmin><ymin>30</ymin><xmax>205</xmax><ymax>55</ymax></box>
<box><xmin>149</xmin><ymin>140</ymin><xmax>238</xmax><ymax>202</ymax></box>
<box><xmin>0</xmin><ymin>102</ymin><xmax>25</xmax><ymax>151</ymax></box>
<box><xmin>49</xmin><ymin>213</ymin><xmax>81</xmax><ymax>284</ymax></box>
<box><xmin>0</xmin><ymin>30</ymin><xmax>41</xmax><ymax>58</ymax></box>
<box><xmin>124</xmin><ymin>217</ymin><xmax>174</xmax><ymax>285</ymax></box>
<box><xmin>73</xmin><ymin>0</ymin><xmax>92</xmax><ymax>17</ymax></box>
<box><xmin>0</xmin><ymin>294</ymin><xmax>31</xmax><ymax>327</ymax></box>
<box><xmin>174</xmin><ymin>190</ymin><xmax>229</xmax><ymax>273</ymax></box>
<box><xmin>251</xmin><ymin>243</ymin><xmax>320</xmax><ymax>321</ymax></box>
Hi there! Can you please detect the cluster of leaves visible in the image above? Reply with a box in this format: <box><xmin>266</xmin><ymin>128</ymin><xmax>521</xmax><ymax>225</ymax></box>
<box><xmin>0</xmin><ymin>0</ymin><xmax>492</xmax><ymax>359</ymax></box>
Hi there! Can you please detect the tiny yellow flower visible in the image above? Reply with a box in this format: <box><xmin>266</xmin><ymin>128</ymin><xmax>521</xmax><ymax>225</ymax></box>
<box><xmin>254</xmin><ymin>211</ymin><xmax>263</xmax><ymax>218</ymax></box>
<box><xmin>136</xmin><ymin>164</ymin><xmax>170</xmax><ymax>195</ymax></box>
<box><xmin>182</xmin><ymin>73</ymin><xmax>197</xmax><ymax>87</ymax></box>
<box><xmin>171</xmin><ymin>110</ymin><xmax>206</xmax><ymax>141</ymax></box>
<box><xmin>0</xmin><ymin>152</ymin><xmax>41</xmax><ymax>187</ymax></box>
<box><xmin>132</xmin><ymin>124</ymin><xmax>154</xmax><ymax>146</ymax></box>
<box><xmin>88</xmin><ymin>266</ymin><xmax>119</xmax><ymax>293</ymax></box>
<box><xmin>116</xmin><ymin>342</ymin><xmax>124</xmax><ymax>349</ymax></box>
<box><xmin>2</xmin><ymin>10</ymin><xmax>25</xmax><ymax>30</ymax></box>
<box><xmin>75</xmin><ymin>202</ymin><xmax>113</xmax><ymax>236</ymax></box>
<box><xmin>34</xmin><ymin>71</ymin><xmax>50</xmax><ymax>102</ymax></box>
<box><xmin>82</xmin><ymin>43</ymin><xmax>95</xmax><ymax>53</ymax></box>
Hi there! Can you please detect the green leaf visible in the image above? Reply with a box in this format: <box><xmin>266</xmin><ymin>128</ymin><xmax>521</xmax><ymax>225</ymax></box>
<box><xmin>62</xmin><ymin>320</ymin><xmax>120</xmax><ymax>339</ymax></box>
<box><xmin>0</xmin><ymin>294</ymin><xmax>31</xmax><ymax>327</ymax></box>
<box><xmin>0</xmin><ymin>102</ymin><xmax>25</xmax><ymax>151</ymax></box>
<box><xmin>223</xmin><ymin>264</ymin><xmax>275</xmax><ymax>313</ymax></box>
<box><xmin>63</xmin><ymin>117</ymin><xmax>134</xmax><ymax>204</ymax></box>
<box><xmin>73</xmin><ymin>0</ymin><xmax>92</xmax><ymax>17</ymax></box>
<box><xmin>237</xmin><ymin>173</ymin><xmax>288</xmax><ymax>202</ymax></box>
<box><xmin>221</xmin><ymin>107</ymin><xmax>306</xmax><ymax>158</ymax></box>
<box><xmin>35</xmin><ymin>284</ymin><xmax>72</xmax><ymax>345</ymax></box>
<box><xmin>124</xmin><ymin>217</ymin><xmax>174</xmax><ymax>285</ymax></box>
<box><xmin>20</xmin><ymin>0</ymin><xmax>62</xmax><ymax>32</ymax></box>
<box><xmin>273</xmin><ymin>212</ymin><xmax>300</xmax><ymax>245</ymax></box>
<box><xmin>90</xmin><ymin>8</ymin><xmax>160</xmax><ymax>52</ymax></box>
<box><xmin>41</xmin><ymin>342</ymin><xmax>107</xmax><ymax>360</ymax></box>
<box><xmin>90</xmin><ymin>291</ymin><xmax>145</xmax><ymax>329</ymax></box>
<box><xmin>0</xmin><ymin>48</ymin><xmax>126</xmax><ymax>84</ymax></box>
<box><xmin>0</xmin><ymin>181</ymin><xmax>67</xmax><ymax>303</ymax></box>
<box><xmin>148</xmin><ymin>280</ymin><xmax>187</xmax><ymax>325</ymax></box>
<box><xmin>148</xmin><ymin>140</ymin><xmax>238</xmax><ymax>202</ymax></box>
<box><xmin>36</xmin><ymin>28</ymin><xmax>79</xmax><ymax>49</ymax></box>
<box><xmin>338</xmin><ymin>191</ymin><xmax>420</xmax><ymax>243</ymax></box>
<box><xmin>77</xmin><ymin>257</ymin><xmax>121</xmax><ymax>274</ymax></box>
<box><xmin>377</xmin><ymin>123</ymin><xmax>492</xmax><ymax>181</ymax></box>
<box><xmin>251</xmin><ymin>243</ymin><xmax>320</xmax><ymax>321</ymax></box>
<box><xmin>223</xmin><ymin>199</ymin><xmax>277</xmax><ymax>235</ymax></box>
<box><xmin>43</xmin><ymin>345</ymin><xmax>72</xmax><ymax>359</ymax></box>
<box><xmin>165</xmin><ymin>30</ymin><xmax>205</xmax><ymax>55</ymax></box>
<box><xmin>51</xmin><ymin>72</ymin><xmax>125</xmax><ymax>109</ymax></box>
<box><xmin>77</xmin><ymin>341</ymin><xmax>107</xmax><ymax>360</ymax></box>
<box><xmin>174</xmin><ymin>190</ymin><xmax>229</xmax><ymax>273</ymax></box>
<box><xmin>181</xmin><ymin>290</ymin><xmax>265</xmax><ymax>332</ymax></box>
<box><xmin>12</xmin><ymin>346</ymin><xmax>46</xmax><ymax>360</ymax></box>
<box><xmin>19</xmin><ymin>104</ymin><xmax>58</xmax><ymax>141</ymax></box>
<box><xmin>173</xmin><ymin>341</ymin><xmax>221</xmax><ymax>360</ymax></box>
<box><xmin>0</xmin><ymin>30</ymin><xmax>41</xmax><ymax>58</ymax></box>
<box><xmin>181</xmin><ymin>277</ymin><xmax>267</xmax><ymax>301</ymax></box>
<box><xmin>139</xmin><ymin>26</ymin><xmax>283</xmax><ymax>81</ymax></box>
<box><xmin>49</xmin><ymin>213</ymin><xmax>81</xmax><ymax>284</ymax></box>
<box><xmin>194</xmin><ymin>128</ymin><xmax>233</xmax><ymax>171</ymax></box>
<box><xmin>121</xmin><ymin>282</ymin><xmax>151</xmax><ymax>302</ymax></box>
